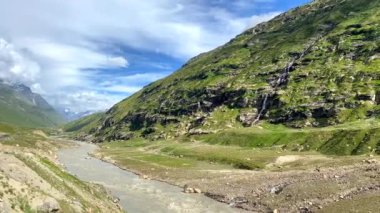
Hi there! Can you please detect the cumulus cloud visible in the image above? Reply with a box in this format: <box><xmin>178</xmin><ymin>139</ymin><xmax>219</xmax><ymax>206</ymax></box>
<box><xmin>0</xmin><ymin>0</ymin><xmax>280</xmax><ymax>113</ymax></box>
<box><xmin>47</xmin><ymin>91</ymin><xmax>124</xmax><ymax>113</ymax></box>
<box><xmin>106</xmin><ymin>57</ymin><xmax>129</xmax><ymax>68</ymax></box>
<box><xmin>0</xmin><ymin>39</ymin><xmax>41</xmax><ymax>84</ymax></box>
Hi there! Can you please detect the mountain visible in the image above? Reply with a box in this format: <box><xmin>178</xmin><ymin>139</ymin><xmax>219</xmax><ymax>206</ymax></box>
<box><xmin>68</xmin><ymin>0</ymin><xmax>380</xmax><ymax>154</ymax></box>
<box><xmin>0</xmin><ymin>80</ymin><xmax>64</xmax><ymax>127</ymax></box>
<box><xmin>58</xmin><ymin>108</ymin><xmax>97</xmax><ymax>122</ymax></box>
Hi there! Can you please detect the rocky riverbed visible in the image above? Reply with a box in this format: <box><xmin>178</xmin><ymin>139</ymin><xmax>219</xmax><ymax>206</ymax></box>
<box><xmin>58</xmin><ymin>141</ymin><xmax>242</xmax><ymax>213</ymax></box>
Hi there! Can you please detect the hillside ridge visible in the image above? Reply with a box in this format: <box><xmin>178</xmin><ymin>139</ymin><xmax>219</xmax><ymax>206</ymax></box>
<box><xmin>67</xmin><ymin>0</ymin><xmax>380</xmax><ymax>155</ymax></box>
<box><xmin>0</xmin><ymin>80</ymin><xmax>64</xmax><ymax>127</ymax></box>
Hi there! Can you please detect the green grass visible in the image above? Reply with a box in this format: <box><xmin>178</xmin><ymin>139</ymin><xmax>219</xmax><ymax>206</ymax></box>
<box><xmin>99</xmin><ymin>128</ymin><xmax>376</xmax><ymax>173</ymax></box>
<box><xmin>0</xmin><ymin>86</ymin><xmax>64</xmax><ymax>128</ymax></box>
<box><xmin>195</xmin><ymin>120</ymin><xmax>380</xmax><ymax>155</ymax></box>
<box><xmin>68</xmin><ymin>0</ymin><xmax>380</xmax><ymax>153</ymax></box>
<box><xmin>0</xmin><ymin>123</ymin><xmax>50</xmax><ymax>148</ymax></box>
<box><xmin>16</xmin><ymin>197</ymin><xmax>35</xmax><ymax>213</ymax></box>
<box><xmin>90</xmin><ymin>119</ymin><xmax>380</xmax><ymax>178</ymax></box>
<box><xmin>63</xmin><ymin>113</ymin><xmax>103</xmax><ymax>133</ymax></box>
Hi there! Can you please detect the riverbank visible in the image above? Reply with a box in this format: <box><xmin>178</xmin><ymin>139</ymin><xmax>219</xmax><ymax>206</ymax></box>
<box><xmin>58</xmin><ymin>141</ymin><xmax>241</xmax><ymax>213</ymax></box>
<box><xmin>94</xmin><ymin>138</ymin><xmax>380</xmax><ymax>212</ymax></box>
<box><xmin>0</xmin><ymin>123</ymin><xmax>122</xmax><ymax>212</ymax></box>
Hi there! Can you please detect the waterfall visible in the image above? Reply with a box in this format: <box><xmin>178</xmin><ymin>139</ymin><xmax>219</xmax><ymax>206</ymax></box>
<box><xmin>276</xmin><ymin>60</ymin><xmax>294</xmax><ymax>87</ymax></box>
<box><xmin>252</xmin><ymin>35</ymin><xmax>323</xmax><ymax>124</ymax></box>
<box><xmin>253</xmin><ymin>93</ymin><xmax>269</xmax><ymax>124</ymax></box>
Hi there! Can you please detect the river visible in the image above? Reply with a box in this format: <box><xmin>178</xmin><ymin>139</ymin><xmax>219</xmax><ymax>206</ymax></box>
<box><xmin>57</xmin><ymin>141</ymin><xmax>240</xmax><ymax>213</ymax></box>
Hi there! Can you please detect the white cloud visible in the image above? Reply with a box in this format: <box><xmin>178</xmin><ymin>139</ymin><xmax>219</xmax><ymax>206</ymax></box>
<box><xmin>103</xmin><ymin>85</ymin><xmax>142</xmax><ymax>94</ymax></box>
<box><xmin>0</xmin><ymin>39</ymin><xmax>41</xmax><ymax>84</ymax></box>
<box><xmin>0</xmin><ymin>0</ymin><xmax>280</xmax><ymax>113</ymax></box>
<box><xmin>107</xmin><ymin>56</ymin><xmax>129</xmax><ymax>68</ymax></box>
<box><xmin>47</xmin><ymin>91</ymin><xmax>124</xmax><ymax>113</ymax></box>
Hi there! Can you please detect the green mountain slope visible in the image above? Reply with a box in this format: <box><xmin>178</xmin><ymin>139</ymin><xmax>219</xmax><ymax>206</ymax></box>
<box><xmin>0</xmin><ymin>80</ymin><xmax>64</xmax><ymax>127</ymax></box>
<box><xmin>63</xmin><ymin>112</ymin><xmax>103</xmax><ymax>133</ymax></box>
<box><xmin>69</xmin><ymin>0</ymin><xmax>380</xmax><ymax>154</ymax></box>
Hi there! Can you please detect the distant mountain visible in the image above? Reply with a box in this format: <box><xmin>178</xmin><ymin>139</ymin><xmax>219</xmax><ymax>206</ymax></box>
<box><xmin>58</xmin><ymin>108</ymin><xmax>97</xmax><ymax>122</ymax></box>
<box><xmin>0</xmin><ymin>80</ymin><xmax>64</xmax><ymax>127</ymax></box>
<box><xmin>68</xmin><ymin>0</ymin><xmax>380</xmax><ymax>154</ymax></box>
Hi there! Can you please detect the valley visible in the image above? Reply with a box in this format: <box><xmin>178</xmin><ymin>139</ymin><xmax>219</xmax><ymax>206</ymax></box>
<box><xmin>1</xmin><ymin>120</ymin><xmax>379</xmax><ymax>212</ymax></box>
<box><xmin>0</xmin><ymin>0</ymin><xmax>380</xmax><ymax>212</ymax></box>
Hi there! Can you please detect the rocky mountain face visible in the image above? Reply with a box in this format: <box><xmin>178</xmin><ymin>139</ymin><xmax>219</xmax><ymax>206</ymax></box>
<box><xmin>0</xmin><ymin>80</ymin><xmax>64</xmax><ymax>127</ymax></box>
<box><xmin>70</xmin><ymin>0</ymin><xmax>380</xmax><ymax>142</ymax></box>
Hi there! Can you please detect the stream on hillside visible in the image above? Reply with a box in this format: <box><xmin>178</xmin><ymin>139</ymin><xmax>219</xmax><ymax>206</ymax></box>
<box><xmin>57</xmin><ymin>141</ymin><xmax>240</xmax><ymax>213</ymax></box>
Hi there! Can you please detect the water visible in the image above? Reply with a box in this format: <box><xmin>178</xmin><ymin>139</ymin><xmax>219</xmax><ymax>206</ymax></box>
<box><xmin>57</xmin><ymin>141</ymin><xmax>240</xmax><ymax>213</ymax></box>
<box><xmin>253</xmin><ymin>94</ymin><xmax>269</xmax><ymax>124</ymax></box>
<box><xmin>253</xmin><ymin>35</ymin><xmax>322</xmax><ymax>123</ymax></box>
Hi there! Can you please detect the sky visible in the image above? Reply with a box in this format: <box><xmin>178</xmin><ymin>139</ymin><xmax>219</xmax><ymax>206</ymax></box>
<box><xmin>0</xmin><ymin>0</ymin><xmax>310</xmax><ymax>113</ymax></box>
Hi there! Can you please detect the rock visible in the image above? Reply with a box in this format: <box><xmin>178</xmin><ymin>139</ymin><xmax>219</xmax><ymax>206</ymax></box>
<box><xmin>299</xmin><ymin>207</ymin><xmax>310</xmax><ymax>213</ymax></box>
<box><xmin>38</xmin><ymin>197</ymin><xmax>60</xmax><ymax>213</ymax></box>
<box><xmin>188</xmin><ymin>129</ymin><xmax>211</xmax><ymax>135</ymax></box>
<box><xmin>185</xmin><ymin>188</ymin><xmax>194</xmax><ymax>193</ymax></box>
<box><xmin>273</xmin><ymin>209</ymin><xmax>279</xmax><ymax>213</ymax></box>
<box><xmin>364</xmin><ymin>159</ymin><xmax>377</xmax><ymax>164</ymax></box>
<box><xmin>230</xmin><ymin>197</ymin><xmax>248</xmax><ymax>205</ymax></box>
<box><xmin>0</xmin><ymin>133</ymin><xmax>11</xmax><ymax>141</ymax></box>
<box><xmin>183</xmin><ymin>185</ymin><xmax>196</xmax><ymax>193</ymax></box>
<box><xmin>238</xmin><ymin>112</ymin><xmax>257</xmax><ymax>127</ymax></box>
<box><xmin>114</xmin><ymin>132</ymin><xmax>134</xmax><ymax>140</ymax></box>
<box><xmin>141</xmin><ymin>175</ymin><xmax>150</xmax><ymax>180</ymax></box>
<box><xmin>113</xmin><ymin>198</ymin><xmax>120</xmax><ymax>203</ymax></box>
<box><xmin>194</xmin><ymin>188</ymin><xmax>202</xmax><ymax>194</ymax></box>
<box><xmin>311</xmin><ymin>107</ymin><xmax>337</xmax><ymax>119</ymax></box>
<box><xmin>270</xmin><ymin>186</ymin><xmax>283</xmax><ymax>194</ymax></box>
<box><xmin>369</xmin><ymin>54</ymin><xmax>380</xmax><ymax>61</ymax></box>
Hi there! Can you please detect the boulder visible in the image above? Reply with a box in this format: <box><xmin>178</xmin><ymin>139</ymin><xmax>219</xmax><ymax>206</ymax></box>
<box><xmin>37</xmin><ymin>197</ymin><xmax>60</xmax><ymax>213</ymax></box>
<box><xmin>114</xmin><ymin>132</ymin><xmax>134</xmax><ymax>140</ymax></box>
<box><xmin>270</xmin><ymin>186</ymin><xmax>283</xmax><ymax>194</ymax></box>
<box><xmin>0</xmin><ymin>133</ymin><xmax>10</xmax><ymax>141</ymax></box>
<box><xmin>238</xmin><ymin>112</ymin><xmax>257</xmax><ymax>127</ymax></box>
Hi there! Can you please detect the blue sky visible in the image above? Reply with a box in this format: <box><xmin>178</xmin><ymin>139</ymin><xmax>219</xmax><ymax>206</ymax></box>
<box><xmin>0</xmin><ymin>0</ymin><xmax>310</xmax><ymax>113</ymax></box>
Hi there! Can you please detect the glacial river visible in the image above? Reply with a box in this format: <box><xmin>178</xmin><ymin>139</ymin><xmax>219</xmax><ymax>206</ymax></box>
<box><xmin>58</xmin><ymin>141</ymin><xmax>239</xmax><ymax>213</ymax></box>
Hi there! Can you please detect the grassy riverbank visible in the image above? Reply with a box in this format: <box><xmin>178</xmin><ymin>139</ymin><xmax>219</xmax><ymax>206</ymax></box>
<box><xmin>95</xmin><ymin>121</ymin><xmax>380</xmax><ymax>212</ymax></box>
